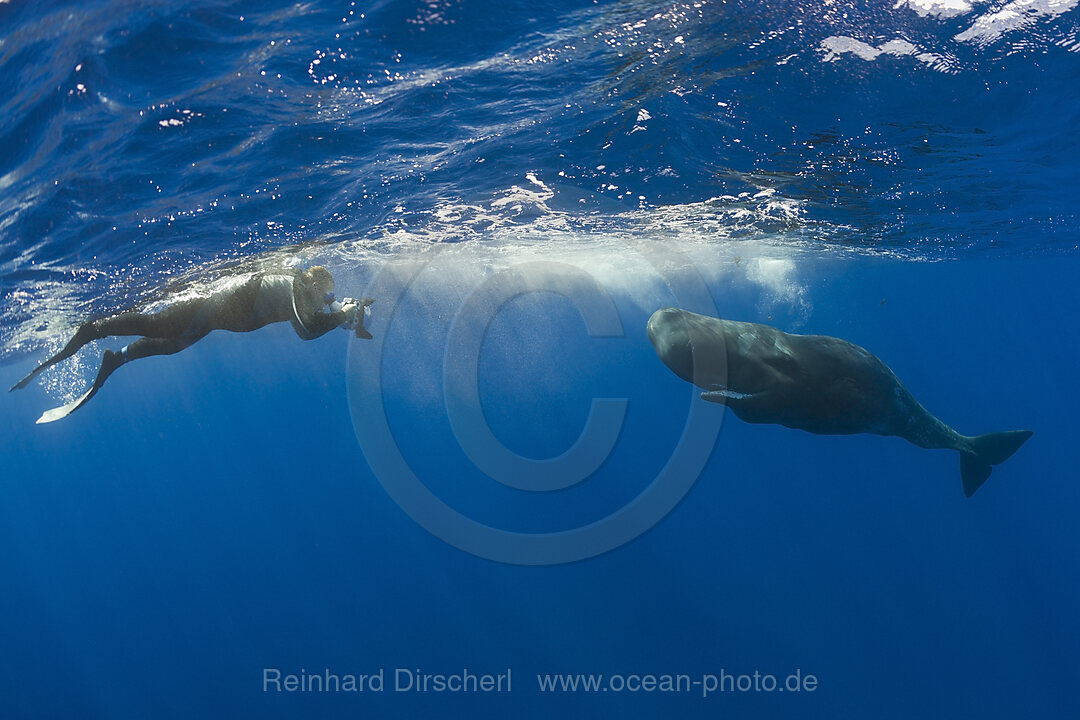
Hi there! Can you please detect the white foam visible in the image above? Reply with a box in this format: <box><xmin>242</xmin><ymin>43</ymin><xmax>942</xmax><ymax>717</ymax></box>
<box><xmin>822</xmin><ymin>0</ymin><xmax>1078</xmax><ymax>68</ymax></box>
<box><xmin>821</xmin><ymin>36</ymin><xmax>891</xmax><ymax>61</ymax></box>
<box><xmin>955</xmin><ymin>0</ymin><xmax>1079</xmax><ymax>44</ymax></box>
<box><xmin>878</xmin><ymin>39</ymin><xmax>919</xmax><ymax>56</ymax></box>
<box><xmin>895</xmin><ymin>0</ymin><xmax>974</xmax><ymax>18</ymax></box>
<box><xmin>820</xmin><ymin>35</ymin><xmax>950</xmax><ymax>69</ymax></box>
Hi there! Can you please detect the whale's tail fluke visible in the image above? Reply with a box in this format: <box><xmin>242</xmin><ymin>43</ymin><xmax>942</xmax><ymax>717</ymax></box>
<box><xmin>960</xmin><ymin>429</ymin><xmax>1033</xmax><ymax>497</ymax></box>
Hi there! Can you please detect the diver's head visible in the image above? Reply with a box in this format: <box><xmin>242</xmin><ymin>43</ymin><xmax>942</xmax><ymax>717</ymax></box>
<box><xmin>306</xmin><ymin>265</ymin><xmax>335</xmax><ymax>296</ymax></box>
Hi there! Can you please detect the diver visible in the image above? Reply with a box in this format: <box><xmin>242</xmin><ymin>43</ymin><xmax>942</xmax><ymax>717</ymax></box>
<box><xmin>10</xmin><ymin>265</ymin><xmax>373</xmax><ymax>423</ymax></box>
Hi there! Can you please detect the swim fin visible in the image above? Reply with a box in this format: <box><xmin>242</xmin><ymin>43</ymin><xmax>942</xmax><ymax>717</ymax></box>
<box><xmin>37</xmin><ymin>386</ymin><xmax>97</xmax><ymax>424</ymax></box>
<box><xmin>10</xmin><ymin>363</ymin><xmax>47</xmax><ymax>391</ymax></box>
<box><xmin>35</xmin><ymin>349</ymin><xmax>125</xmax><ymax>424</ymax></box>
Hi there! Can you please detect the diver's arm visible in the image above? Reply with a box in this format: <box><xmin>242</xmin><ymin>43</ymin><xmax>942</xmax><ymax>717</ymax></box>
<box><xmin>289</xmin><ymin>309</ymin><xmax>346</xmax><ymax>340</ymax></box>
<box><xmin>287</xmin><ymin>274</ymin><xmax>345</xmax><ymax>340</ymax></box>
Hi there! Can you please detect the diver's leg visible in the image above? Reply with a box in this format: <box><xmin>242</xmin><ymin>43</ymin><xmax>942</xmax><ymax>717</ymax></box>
<box><xmin>117</xmin><ymin>335</ymin><xmax>201</xmax><ymax>362</ymax></box>
<box><xmin>35</xmin><ymin>335</ymin><xmax>198</xmax><ymax>423</ymax></box>
<box><xmin>83</xmin><ymin>336</ymin><xmax>200</xmax><ymax>399</ymax></box>
<box><xmin>92</xmin><ymin>335</ymin><xmax>202</xmax><ymax>399</ymax></box>
<box><xmin>93</xmin><ymin>300</ymin><xmax>211</xmax><ymax>338</ymax></box>
<box><xmin>10</xmin><ymin>317</ymin><xmax>113</xmax><ymax>391</ymax></box>
<box><xmin>36</xmin><ymin>335</ymin><xmax>203</xmax><ymax>422</ymax></box>
<box><xmin>57</xmin><ymin>300</ymin><xmax>208</xmax><ymax>347</ymax></box>
<box><xmin>11</xmin><ymin>301</ymin><xmax>209</xmax><ymax>392</ymax></box>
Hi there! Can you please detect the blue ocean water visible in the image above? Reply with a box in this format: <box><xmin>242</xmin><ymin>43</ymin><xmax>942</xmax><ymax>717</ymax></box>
<box><xmin>2</xmin><ymin>0</ymin><xmax>1079</xmax><ymax>717</ymax></box>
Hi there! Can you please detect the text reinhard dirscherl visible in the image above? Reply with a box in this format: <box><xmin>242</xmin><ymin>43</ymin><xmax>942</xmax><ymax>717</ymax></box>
<box><xmin>263</xmin><ymin>668</ymin><xmax>512</xmax><ymax>694</ymax></box>
<box><xmin>262</xmin><ymin>668</ymin><xmax>819</xmax><ymax>698</ymax></box>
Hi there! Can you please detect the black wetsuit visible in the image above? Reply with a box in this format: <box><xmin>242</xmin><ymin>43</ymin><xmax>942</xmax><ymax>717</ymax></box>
<box><xmin>79</xmin><ymin>269</ymin><xmax>347</xmax><ymax>362</ymax></box>
<box><xmin>11</xmin><ymin>269</ymin><xmax>357</xmax><ymax>419</ymax></box>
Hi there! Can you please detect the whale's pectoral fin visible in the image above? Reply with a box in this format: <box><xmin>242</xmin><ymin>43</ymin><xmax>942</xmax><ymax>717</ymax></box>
<box><xmin>701</xmin><ymin>387</ymin><xmax>752</xmax><ymax>403</ymax></box>
<box><xmin>701</xmin><ymin>388</ymin><xmax>776</xmax><ymax>424</ymax></box>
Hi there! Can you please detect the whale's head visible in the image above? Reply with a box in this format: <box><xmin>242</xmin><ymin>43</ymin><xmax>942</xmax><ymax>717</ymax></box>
<box><xmin>647</xmin><ymin>307</ymin><xmax>728</xmax><ymax>389</ymax></box>
<box><xmin>647</xmin><ymin>308</ymin><xmax>696</xmax><ymax>383</ymax></box>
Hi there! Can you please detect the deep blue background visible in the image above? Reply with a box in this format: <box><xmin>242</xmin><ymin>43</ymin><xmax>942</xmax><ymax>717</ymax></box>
<box><xmin>2</xmin><ymin>1</ymin><xmax>1079</xmax><ymax>717</ymax></box>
